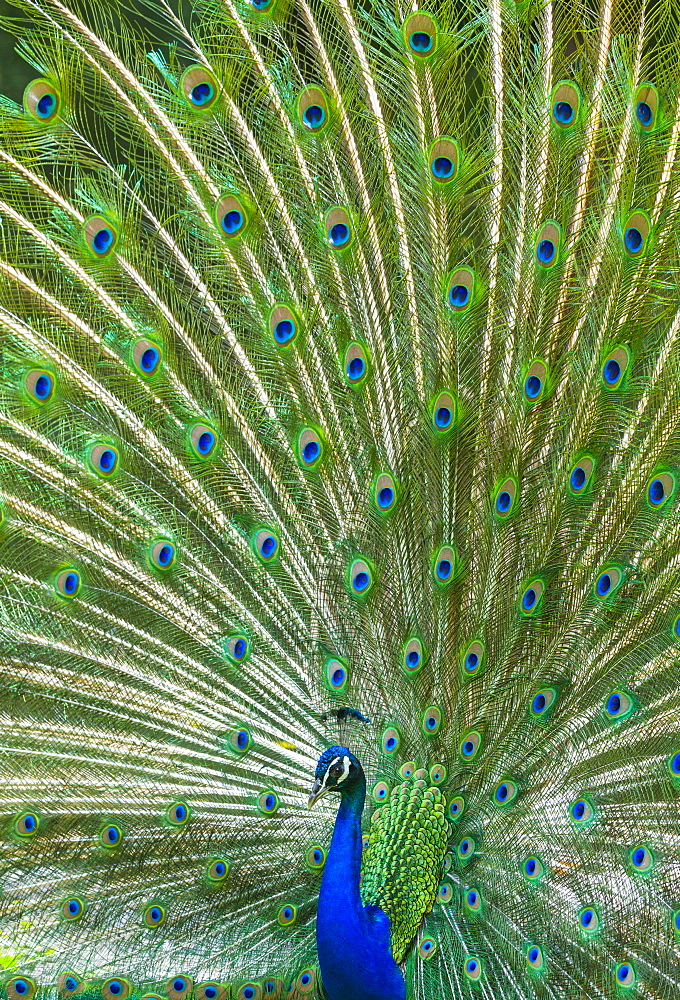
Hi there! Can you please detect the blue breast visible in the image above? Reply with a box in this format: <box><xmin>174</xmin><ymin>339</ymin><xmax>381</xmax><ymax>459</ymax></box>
<box><xmin>316</xmin><ymin>777</ymin><xmax>406</xmax><ymax>1000</ymax></box>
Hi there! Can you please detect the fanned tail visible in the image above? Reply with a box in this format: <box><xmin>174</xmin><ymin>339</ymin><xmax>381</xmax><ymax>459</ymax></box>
<box><xmin>1</xmin><ymin>0</ymin><xmax>680</xmax><ymax>998</ymax></box>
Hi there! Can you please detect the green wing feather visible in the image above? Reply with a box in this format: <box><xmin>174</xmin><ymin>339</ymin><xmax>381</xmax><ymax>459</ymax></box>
<box><xmin>360</xmin><ymin>776</ymin><xmax>449</xmax><ymax>963</ymax></box>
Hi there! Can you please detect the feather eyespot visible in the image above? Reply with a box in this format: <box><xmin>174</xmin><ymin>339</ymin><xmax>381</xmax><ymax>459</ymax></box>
<box><xmin>297</xmin><ymin>428</ymin><xmax>323</xmax><ymax>468</ymax></box>
<box><xmin>372</xmin><ymin>781</ymin><xmax>389</xmax><ymax>803</ymax></box>
<box><xmin>381</xmin><ymin>726</ymin><xmax>400</xmax><ymax>754</ymax></box>
<box><xmin>371</xmin><ymin>781</ymin><xmax>390</xmax><ymax>802</ymax></box>
<box><xmin>83</xmin><ymin>215</ymin><xmax>118</xmax><ymax>258</ymax></box>
<box><xmin>325</xmin><ymin>658</ymin><xmax>348</xmax><ymax>692</ymax></box>
<box><xmin>143</xmin><ymin>903</ymin><xmax>165</xmax><ymax>927</ymax></box>
<box><xmin>253</xmin><ymin>528</ymin><xmax>280</xmax><ymax>563</ymax></box>
<box><xmin>465</xmin><ymin>888</ymin><xmax>482</xmax><ymax>912</ymax></box>
<box><xmin>429</xmin><ymin>763</ymin><xmax>446</xmax><ymax>784</ymax></box>
<box><xmin>305</xmin><ymin>845</ymin><xmax>325</xmax><ymax>869</ymax></box>
<box><xmin>594</xmin><ymin>566</ymin><xmax>623</xmax><ymax>599</ymax></box>
<box><xmin>604</xmin><ymin>690</ymin><xmax>633</xmax><ymax>720</ymax></box>
<box><xmin>258</xmin><ymin>790</ymin><xmax>279</xmax><ymax>814</ymax></box>
<box><xmin>15</xmin><ymin>811</ymin><xmax>39</xmax><ymax>837</ymax></box>
<box><xmin>237</xmin><ymin>986</ymin><xmax>261</xmax><ymax>1000</ymax></box>
<box><xmin>523</xmin><ymin>856</ymin><xmax>543</xmax><ymax>879</ymax></box>
<box><xmin>457</xmin><ymin>836</ymin><xmax>476</xmax><ymax>860</ymax></box>
<box><xmin>459</xmin><ymin>731</ymin><xmax>481</xmax><ymax>760</ymax></box>
<box><xmin>132</xmin><ymin>339</ymin><xmax>162</xmax><ymax>376</ymax></box>
<box><xmin>55</xmin><ymin>569</ymin><xmax>81</xmax><ymax>598</ymax></box>
<box><xmin>630</xmin><ymin>845</ymin><xmax>653</xmax><ymax>872</ymax></box>
<box><xmin>551</xmin><ymin>81</ymin><xmax>580</xmax><ymax>127</ymax></box>
<box><xmin>404</xmin><ymin>13</ymin><xmax>438</xmax><ymax>57</ymax></box>
<box><xmin>579</xmin><ymin>906</ymin><xmax>600</xmax><ymax>933</ymax></box>
<box><xmin>345</xmin><ymin>343</ymin><xmax>368</xmax><ymax>384</ymax></box>
<box><xmin>675</xmin><ymin>911</ymin><xmax>680</xmax><ymax>936</ymax></box>
<box><xmin>261</xmin><ymin>982</ymin><xmax>282</xmax><ymax>998</ymax></box>
<box><xmin>374</xmin><ymin>473</ymin><xmax>396</xmax><ymax>513</ymax></box>
<box><xmin>149</xmin><ymin>539</ymin><xmax>176</xmax><ymax>571</ymax></box>
<box><xmin>494</xmin><ymin>478</ymin><xmax>517</xmax><ymax>518</ymax></box>
<box><xmin>207</xmin><ymin>859</ymin><xmax>229</xmax><ymax>881</ymax></box>
<box><xmin>103</xmin><ymin>980</ymin><xmax>130</xmax><ymax>1000</ymax></box>
<box><xmin>524</xmin><ymin>360</ymin><xmax>548</xmax><ymax>402</ymax></box>
<box><xmin>530</xmin><ymin>687</ymin><xmax>557</xmax><ymax>718</ymax></box>
<box><xmin>181</xmin><ymin>66</ymin><xmax>219</xmax><ymax>109</ymax></box>
<box><xmin>225</xmin><ymin>634</ymin><xmax>250</xmax><ymax>664</ymax></box>
<box><xmin>8</xmin><ymin>981</ymin><xmax>36</xmax><ymax>1000</ymax></box>
<box><xmin>462</xmin><ymin>640</ymin><xmax>484</xmax><ymax>676</ymax></box>
<box><xmin>402</xmin><ymin>637</ymin><xmax>423</xmax><ymax>674</ymax></box>
<box><xmin>601</xmin><ymin>345</ymin><xmax>631</xmax><ymax>388</ymax></box>
<box><xmin>325</xmin><ymin>207</ymin><xmax>353</xmax><ymax>249</ymax></box>
<box><xmin>615</xmin><ymin>962</ymin><xmax>636</xmax><ymax>988</ymax></box>
<box><xmin>229</xmin><ymin>728</ymin><xmax>252</xmax><ymax>753</ymax></box>
<box><xmin>647</xmin><ymin>471</ymin><xmax>675</xmax><ymax>508</ymax></box>
<box><xmin>422</xmin><ymin>705</ymin><xmax>442</xmax><ymax>735</ymax></box>
<box><xmin>298</xmin><ymin>87</ymin><xmax>329</xmax><ymax>132</ymax></box>
<box><xmin>188</xmin><ymin>423</ymin><xmax>218</xmax><ymax>459</ymax></box>
<box><xmin>89</xmin><ymin>443</ymin><xmax>119</xmax><ymax>477</ymax></box>
<box><xmin>166</xmin><ymin>978</ymin><xmax>192</xmax><ymax>1000</ymax></box>
<box><xmin>520</xmin><ymin>579</ymin><xmax>544</xmax><ymax>614</ymax></box>
<box><xmin>448</xmin><ymin>796</ymin><xmax>465</xmax><ymax>820</ymax></box>
<box><xmin>570</xmin><ymin>798</ymin><xmax>594</xmax><ymax>825</ymax></box>
<box><xmin>197</xmin><ymin>985</ymin><xmax>226</xmax><ymax>1000</ymax></box>
<box><xmin>418</xmin><ymin>937</ymin><xmax>437</xmax><ymax>959</ymax></box>
<box><xmin>58</xmin><ymin>975</ymin><xmax>80</xmax><ymax>996</ymax></box>
<box><xmin>623</xmin><ymin>211</ymin><xmax>649</xmax><ymax>257</ymax></box>
<box><xmin>433</xmin><ymin>545</ymin><xmax>456</xmax><ymax>585</ymax></box>
<box><xmin>668</xmin><ymin>751</ymin><xmax>680</xmax><ymax>777</ymax></box>
<box><xmin>349</xmin><ymin>557</ymin><xmax>374</xmax><ymax>596</ymax></box>
<box><xmin>569</xmin><ymin>454</ymin><xmax>595</xmax><ymax>494</ymax></box>
<box><xmin>437</xmin><ymin>882</ymin><xmax>452</xmax><ymax>903</ymax></box>
<box><xmin>493</xmin><ymin>779</ymin><xmax>518</xmax><ymax>805</ymax></box>
<box><xmin>24</xmin><ymin>79</ymin><xmax>61</xmax><ymax>121</ymax></box>
<box><xmin>268</xmin><ymin>305</ymin><xmax>299</xmax><ymax>347</ymax></box>
<box><xmin>536</xmin><ymin>221</ymin><xmax>561</xmax><ymax>267</ymax></box>
<box><xmin>432</xmin><ymin>391</ymin><xmax>457</xmax><ymax>432</ymax></box>
<box><xmin>167</xmin><ymin>801</ymin><xmax>190</xmax><ymax>826</ymax></box>
<box><xmin>61</xmin><ymin>897</ymin><xmax>84</xmax><ymax>920</ymax></box>
<box><xmin>399</xmin><ymin>762</ymin><xmax>416</xmax><ymax>779</ymax></box>
<box><xmin>215</xmin><ymin>195</ymin><xmax>248</xmax><ymax>238</ymax></box>
<box><xmin>464</xmin><ymin>958</ymin><xmax>482</xmax><ymax>981</ymax></box>
<box><xmin>634</xmin><ymin>83</ymin><xmax>657</xmax><ymax>129</ymax></box>
<box><xmin>446</xmin><ymin>268</ymin><xmax>474</xmax><ymax>312</ymax></box>
<box><xmin>295</xmin><ymin>970</ymin><xmax>316</xmax><ymax>995</ymax></box>
<box><xmin>429</xmin><ymin>137</ymin><xmax>460</xmax><ymax>183</ymax></box>
<box><xmin>25</xmin><ymin>369</ymin><xmax>55</xmax><ymax>403</ymax></box>
<box><xmin>99</xmin><ymin>823</ymin><xmax>122</xmax><ymax>847</ymax></box>
<box><xmin>526</xmin><ymin>945</ymin><xmax>544</xmax><ymax>971</ymax></box>
<box><xmin>278</xmin><ymin>904</ymin><xmax>297</xmax><ymax>926</ymax></box>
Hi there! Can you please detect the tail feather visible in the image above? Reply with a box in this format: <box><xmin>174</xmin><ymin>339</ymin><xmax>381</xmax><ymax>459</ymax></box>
<box><xmin>1</xmin><ymin>0</ymin><xmax>680</xmax><ymax>996</ymax></box>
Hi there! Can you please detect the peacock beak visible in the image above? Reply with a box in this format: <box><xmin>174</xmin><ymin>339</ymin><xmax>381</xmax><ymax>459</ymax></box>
<box><xmin>308</xmin><ymin>779</ymin><xmax>327</xmax><ymax>808</ymax></box>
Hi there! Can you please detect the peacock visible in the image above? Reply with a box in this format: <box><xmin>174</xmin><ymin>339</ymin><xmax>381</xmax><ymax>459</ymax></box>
<box><xmin>1</xmin><ymin>0</ymin><xmax>680</xmax><ymax>997</ymax></box>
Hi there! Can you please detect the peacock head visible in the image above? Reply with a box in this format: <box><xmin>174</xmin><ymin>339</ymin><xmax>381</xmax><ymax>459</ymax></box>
<box><xmin>308</xmin><ymin>746</ymin><xmax>363</xmax><ymax>807</ymax></box>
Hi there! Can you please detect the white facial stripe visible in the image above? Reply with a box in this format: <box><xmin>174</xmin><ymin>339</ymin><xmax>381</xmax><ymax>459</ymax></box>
<box><xmin>338</xmin><ymin>756</ymin><xmax>350</xmax><ymax>785</ymax></box>
<box><xmin>320</xmin><ymin>755</ymin><xmax>350</xmax><ymax>791</ymax></box>
<box><xmin>320</xmin><ymin>756</ymin><xmax>340</xmax><ymax>793</ymax></box>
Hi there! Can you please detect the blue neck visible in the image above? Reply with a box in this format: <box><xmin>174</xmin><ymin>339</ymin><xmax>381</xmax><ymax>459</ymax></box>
<box><xmin>316</xmin><ymin>774</ymin><xmax>406</xmax><ymax>1000</ymax></box>
<box><xmin>320</xmin><ymin>772</ymin><xmax>366</xmax><ymax>914</ymax></box>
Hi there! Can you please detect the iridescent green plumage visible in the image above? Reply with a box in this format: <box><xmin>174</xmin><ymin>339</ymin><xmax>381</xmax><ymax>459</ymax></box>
<box><xmin>1</xmin><ymin>0</ymin><xmax>680</xmax><ymax>997</ymax></box>
<box><xmin>361</xmin><ymin>775</ymin><xmax>449</xmax><ymax>963</ymax></box>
